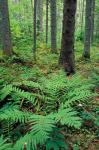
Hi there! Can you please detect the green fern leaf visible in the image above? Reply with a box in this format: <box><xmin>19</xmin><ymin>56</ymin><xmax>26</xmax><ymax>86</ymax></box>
<box><xmin>0</xmin><ymin>136</ymin><xmax>13</xmax><ymax>150</ymax></box>
<box><xmin>55</xmin><ymin>108</ymin><xmax>81</xmax><ymax>129</ymax></box>
<box><xmin>0</xmin><ymin>106</ymin><xmax>30</xmax><ymax>123</ymax></box>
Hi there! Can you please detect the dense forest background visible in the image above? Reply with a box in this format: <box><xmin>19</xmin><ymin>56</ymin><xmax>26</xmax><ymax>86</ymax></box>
<box><xmin>0</xmin><ymin>0</ymin><xmax>99</xmax><ymax>150</ymax></box>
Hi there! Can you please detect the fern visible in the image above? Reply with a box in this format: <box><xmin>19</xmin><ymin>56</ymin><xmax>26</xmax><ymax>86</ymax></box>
<box><xmin>0</xmin><ymin>136</ymin><xmax>13</xmax><ymax>150</ymax></box>
<box><xmin>1</xmin><ymin>120</ymin><xmax>13</xmax><ymax>138</ymax></box>
<box><xmin>12</xmin><ymin>86</ymin><xmax>36</xmax><ymax>104</ymax></box>
<box><xmin>0</xmin><ymin>71</ymin><xmax>97</xmax><ymax>149</ymax></box>
<box><xmin>0</xmin><ymin>84</ymin><xmax>13</xmax><ymax>101</ymax></box>
<box><xmin>13</xmin><ymin>109</ymin><xmax>81</xmax><ymax>149</ymax></box>
<box><xmin>0</xmin><ymin>105</ymin><xmax>30</xmax><ymax>123</ymax></box>
<box><xmin>0</xmin><ymin>84</ymin><xmax>36</xmax><ymax>105</ymax></box>
<box><xmin>14</xmin><ymin>115</ymin><xmax>55</xmax><ymax>150</ymax></box>
<box><xmin>54</xmin><ymin>108</ymin><xmax>81</xmax><ymax>129</ymax></box>
<box><xmin>40</xmin><ymin>71</ymin><xmax>96</xmax><ymax>111</ymax></box>
<box><xmin>46</xmin><ymin>128</ymin><xmax>68</xmax><ymax>150</ymax></box>
<box><xmin>63</xmin><ymin>90</ymin><xmax>96</xmax><ymax>107</ymax></box>
<box><xmin>92</xmin><ymin>68</ymin><xmax>99</xmax><ymax>87</ymax></box>
<box><xmin>0</xmin><ymin>72</ymin><xmax>95</xmax><ymax>112</ymax></box>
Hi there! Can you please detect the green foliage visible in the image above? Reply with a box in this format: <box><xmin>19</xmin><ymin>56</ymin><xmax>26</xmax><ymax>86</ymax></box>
<box><xmin>55</xmin><ymin>108</ymin><xmax>81</xmax><ymax>128</ymax></box>
<box><xmin>0</xmin><ymin>136</ymin><xmax>12</xmax><ymax>150</ymax></box>
<box><xmin>40</xmin><ymin>71</ymin><xmax>96</xmax><ymax>111</ymax></box>
<box><xmin>0</xmin><ymin>83</ymin><xmax>37</xmax><ymax>105</ymax></box>
<box><xmin>0</xmin><ymin>105</ymin><xmax>30</xmax><ymax>123</ymax></box>
<box><xmin>92</xmin><ymin>68</ymin><xmax>99</xmax><ymax>87</ymax></box>
<box><xmin>0</xmin><ymin>70</ymin><xmax>97</xmax><ymax>149</ymax></box>
<box><xmin>80</xmin><ymin>106</ymin><xmax>99</xmax><ymax>138</ymax></box>
<box><xmin>73</xmin><ymin>144</ymin><xmax>79</xmax><ymax>150</ymax></box>
<box><xmin>46</xmin><ymin>128</ymin><xmax>68</xmax><ymax>150</ymax></box>
<box><xmin>13</xmin><ymin>110</ymin><xmax>81</xmax><ymax>150</ymax></box>
<box><xmin>14</xmin><ymin>115</ymin><xmax>55</xmax><ymax>150</ymax></box>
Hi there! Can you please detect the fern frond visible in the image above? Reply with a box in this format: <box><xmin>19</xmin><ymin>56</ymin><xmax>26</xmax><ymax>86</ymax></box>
<box><xmin>0</xmin><ymin>83</ymin><xmax>36</xmax><ymax>104</ymax></box>
<box><xmin>12</xmin><ymin>86</ymin><xmax>36</xmax><ymax>103</ymax></box>
<box><xmin>14</xmin><ymin>115</ymin><xmax>55</xmax><ymax>150</ymax></box>
<box><xmin>0</xmin><ymin>84</ymin><xmax>13</xmax><ymax>101</ymax></box>
<box><xmin>0</xmin><ymin>136</ymin><xmax>13</xmax><ymax>150</ymax></box>
<box><xmin>1</xmin><ymin>120</ymin><xmax>13</xmax><ymax>138</ymax></box>
<box><xmin>55</xmin><ymin>108</ymin><xmax>81</xmax><ymax>129</ymax></box>
<box><xmin>21</xmin><ymin>80</ymin><xmax>42</xmax><ymax>90</ymax></box>
<box><xmin>64</xmin><ymin>91</ymin><xmax>96</xmax><ymax>107</ymax></box>
<box><xmin>0</xmin><ymin>106</ymin><xmax>30</xmax><ymax>123</ymax></box>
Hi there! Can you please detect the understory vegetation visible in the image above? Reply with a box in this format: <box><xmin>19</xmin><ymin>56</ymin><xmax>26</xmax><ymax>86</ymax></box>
<box><xmin>0</xmin><ymin>45</ymin><xmax>99</xmax><ymax>149</ymax></box>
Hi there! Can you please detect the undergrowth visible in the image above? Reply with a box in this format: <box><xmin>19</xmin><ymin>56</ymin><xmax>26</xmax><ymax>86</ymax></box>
<box><xmin>0</xmin><ymin>46</ymin><xmax>99</xmax><ymax>149</ymax></box>
<box><xmin>0</xmin><ymin>67</ymin><xmax>98</xmax><ymax>149</ymax></box>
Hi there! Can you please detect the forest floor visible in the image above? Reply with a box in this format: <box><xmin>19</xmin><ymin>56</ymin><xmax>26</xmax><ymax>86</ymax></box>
<box><xmin>0</xmin><ymin>42</ymin><xmax>99</xmax><ymax>150</ymax></box>
<box><xmin>0</xmin><ymin>42</ymin><xmax>98</xmax><ymax>80</ymax></box>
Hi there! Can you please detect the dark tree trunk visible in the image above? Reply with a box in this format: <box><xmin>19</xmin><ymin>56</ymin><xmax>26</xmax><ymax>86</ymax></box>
<box><xmin>50</xmin><ymin>0</ymin><xmax>57</xmax><ymax>53</ymax></box>
<box><xmin>0</xmin><ymin>0</ymin><xmax>12</xmax><ymax>56</ymax></box>
<box><xmin>59</xmin><ymin>0</ymin><xmax>77</xmax><ymax>75</ymax></box>
<box><xmin>83</xmin><ymin>0</ymin><xmax>93</xmax><ymax>59</ymax></box>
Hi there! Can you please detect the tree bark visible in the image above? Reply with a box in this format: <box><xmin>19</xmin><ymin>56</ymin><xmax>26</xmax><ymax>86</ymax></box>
<box><xmin>91</xmin><ymin>0</ymin><xmax>95</xmax><ymax>43</ymax></box>
<box><xmin>83</xmin><ymin>0</ymin><xmax>93</xmax><ymax>59</ymax></box>
<box><xmin>81</xmin><ymin>0</ymin><xmax>85</xmax><ymax>40</ymax></box>
<box><xmin>37</xmin><ymin>0</ymin><xmax>43</xmax><ymax>32</ymax></box>
<box><xmin>46</xmin><ymin>0</ymin><xmax>49</xmax><ymax>45</ymax></box>
<box><xmin>59</xmin><ymin>0</ymin><xmax>77</xmax><ymax>75</ymax></box>
<box><xmin>50</xmin><ymin>0</ymin><xmax>57</xmax><ymax>53</ymax></box>
<box><xmin>0</xmin><ymin>0</ymin><xmax>12</xmax><ymax>56</ymax></box>
<box><xmin>33</xmin><ymin>0</ymin><xmax>37</xmax><ymax>59</ymax></box>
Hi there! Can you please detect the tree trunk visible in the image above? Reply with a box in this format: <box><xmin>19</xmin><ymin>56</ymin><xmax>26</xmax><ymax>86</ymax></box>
<box><xmin>91</xmin><ymin>0</ymin><xmax>95</xmax><ymax>43</ymax></box>
<box><xmin>50</xmin><ymin>0</ymin><xmax>57</xmax><ymax>53</ymax></box>
<box><xmin>83</xmin><ymin>0</ymin><xmax>93</xmax><ymax>59</ymax></box>
<box><xmin>59</xmin><ymin>0</ymin><xmax>77</xmax><ymax>75</ymax></box>
<box><xmin>37</xmin><ymin>0</ymin><xmax>43</xmax><ymax>32</ymax></box>
<box><xmin>0</xmin><ymin>0</ymin><xmax>12</xmax><ymax>56</ymax></box>
<box><xmin>81</xmin><ymin>0</ymin><xmax>85</xmax><ymax>40</ymax></box>
<box><xmin>33</xmin><ymin>0</ymin><xmax>37</xmax><ymax>59</ymax></box>
<box><xmin>46</xmin><ymin>0</ymin><xmax>49</xmax><ymax>45</ymax></box>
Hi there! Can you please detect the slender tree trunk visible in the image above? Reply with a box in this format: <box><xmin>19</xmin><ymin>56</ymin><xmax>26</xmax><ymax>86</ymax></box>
<box><xmin>33</xmin><ymin>0</ymin><xmax>37</xmax><ymax>59</ymax></box>
<box><xmin>83</xmin><ymin>0</ymin><xmax>93</xmax><ymax>59</ymax></box>
<box><xmin>50</xmin><ymin>0</ymin><xmax>57</xmax><ymax>53</ymax></box>
<box><xmin>46</xmin><ymin>0</ymin><xmax>49</xmax><ymax>45</ymax></box>
<box><xmin>0</xmin><ymin>0</ymin><xmax>12</xmax><ymax>56</ymax></box>
<box><xmin>37</xmin><ymin>0</ymin><xmax>43</xmax><ymax>32</ymax></box>
<box><xmin>59</xmin><ymin>0</ymin><xmax>77</xmax><ymax>75</ymax></box>
<box><xmin>81</xmin><ymin>0</ymin><xmax>85</xmax><ymax>40</ymax></box>
<box><xmin>94</xmin><ymin>2</ymin><xmax>99</xmax><ymax>39</ymax></box>
<box><xmin>91</xmin><ymin>0</ymin><xmax>95</xmax><ymax>43</ymax></box>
